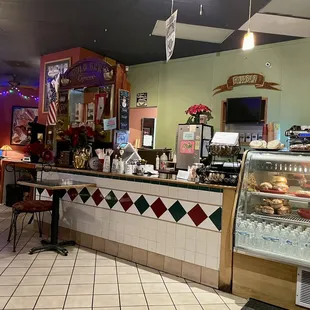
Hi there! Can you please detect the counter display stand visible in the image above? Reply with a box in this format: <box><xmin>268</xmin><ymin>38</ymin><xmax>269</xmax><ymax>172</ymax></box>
<box><xmin>232</xmin><ymin>150</ymin><xmax>310</xmax><ymax>310</ymax></box>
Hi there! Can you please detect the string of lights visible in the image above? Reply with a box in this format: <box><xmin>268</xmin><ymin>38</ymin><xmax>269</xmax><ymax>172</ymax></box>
<box><xmin>0</xmin><ymin>87</ymin><xmax>39</xmax><ymax>101</ymax></box>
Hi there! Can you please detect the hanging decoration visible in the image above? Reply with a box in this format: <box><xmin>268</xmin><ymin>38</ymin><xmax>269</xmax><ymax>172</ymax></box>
<box><xmin>213</xmin><ymin>73</ymin><xmax>281</xmax><ymax>96</ymax></box>
<box><xmin>0</xmin><ymin>88</ymin><xmax>39</xmax><ymax>101</ymax></box>
<box><xmin>166</xmin><ymin>0</ymin><xmax>178</xmax><ymax>62</ymax></box>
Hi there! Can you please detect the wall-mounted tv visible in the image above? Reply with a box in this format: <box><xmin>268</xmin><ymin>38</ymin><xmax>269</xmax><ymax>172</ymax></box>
<box><xmin>226</xmin><ymin>97</ymin><xmax>265</xmax><ymax>124</ymax></box>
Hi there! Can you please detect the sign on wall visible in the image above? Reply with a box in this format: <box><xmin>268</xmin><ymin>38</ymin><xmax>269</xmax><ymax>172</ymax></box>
<box><xmin>213</xmin><ymin>73</ymin><xmax>281</xmax><ymax>96</ymax></box>
<box><xmin>166</xmin><ymin>10</ymin><xmax>178</xmax><ymax>62</ymax></box>
<box><xmin>118</xmin><ymin>89</ymin><xmax>130</xmax><ymax>130</ymax></box>
<box><xmin>136</xmin><ymin>92</ymin><xmax>148</xmax><ymax>107</ymax></box>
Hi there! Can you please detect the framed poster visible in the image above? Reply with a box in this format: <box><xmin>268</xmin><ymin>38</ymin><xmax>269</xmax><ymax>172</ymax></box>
<box><xmin>11</xmin><ymin>106</ymin><xmax>38</xmax><ymax>145</ymax></box>
<box><xmin>136</xmin><ymin>92</ymin><xmax>148</xmax><ymax>107</ymax></box>
<box><xmin>42</xmin><ymin>58</ymin><xmax>71</xmax><ymax>113</ymax></box>
<box><xmin>118</xmin><ymin>89</ymin><xmax>130</xmax><ymax>130</ymax></box>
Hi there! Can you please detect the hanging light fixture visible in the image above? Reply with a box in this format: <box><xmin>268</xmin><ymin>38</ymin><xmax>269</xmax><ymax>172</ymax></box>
<box><xmin>242</xmin><ymin>0</ymin><xmax>255</xmax><ymax>51</ymax></box>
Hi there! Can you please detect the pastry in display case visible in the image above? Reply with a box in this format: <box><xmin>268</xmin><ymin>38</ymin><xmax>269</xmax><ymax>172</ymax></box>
<box><xmin>234</xmin><ymin>150</ymin><xmax>310</xmax><ymax>266</ymax></box>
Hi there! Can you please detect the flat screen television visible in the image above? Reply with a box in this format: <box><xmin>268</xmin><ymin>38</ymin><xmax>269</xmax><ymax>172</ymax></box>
<box><xmin>226</xmin><ymin>97</ymin><xmax>265</xmax><ymax>124</ymax></box>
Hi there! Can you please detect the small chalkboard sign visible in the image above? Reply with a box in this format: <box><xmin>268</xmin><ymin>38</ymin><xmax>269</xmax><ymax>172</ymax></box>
<box><xmin>118</xmin><ymin>89</ymin><xmax>130</xmax><ymax>130</ymax></box>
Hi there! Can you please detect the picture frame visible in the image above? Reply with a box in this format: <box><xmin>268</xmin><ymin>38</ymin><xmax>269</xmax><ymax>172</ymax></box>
<box><xmin>11</xmin><ymin>106</ymin><xmax>38</xmax><ymax>146</ymax></box>
<box><xmin>42</xmin><ymin>58</ymin><xmax>71</xmax><ymax>113</ymax></box>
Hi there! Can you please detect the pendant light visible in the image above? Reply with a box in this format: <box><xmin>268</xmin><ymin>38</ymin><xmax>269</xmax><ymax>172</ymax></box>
<box><xmin>242</xmin><ymin>0</ymin><xmax>255</xmax><ymax>51</ymax></box>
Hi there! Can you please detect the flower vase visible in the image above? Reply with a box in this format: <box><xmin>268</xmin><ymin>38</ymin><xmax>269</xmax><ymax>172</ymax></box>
<box><xmin>73</xmin><ymin>148</ymin><xmax>91</xmax><ymax>169</ymax></box>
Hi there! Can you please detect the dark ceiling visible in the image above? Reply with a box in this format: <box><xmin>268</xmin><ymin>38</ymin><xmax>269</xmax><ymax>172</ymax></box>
<box><xmin>0</xmin><ymin>0</ymin><xmax>299</xmax><ymax>86</ymax></box>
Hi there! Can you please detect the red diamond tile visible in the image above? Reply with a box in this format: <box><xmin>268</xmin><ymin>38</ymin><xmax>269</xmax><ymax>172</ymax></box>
<box><xmin>92</xmin><ymin>189</ymin><xmax>104</xmax><ymax>206</ymax></box>
<box><xmin>119</xmin><ymin>193</ymin><xmax>133</xmax><ymax>211</ymax></box>
<box><xmin>151</xmin><ymin>198</ymin><xmax>167</xmax><ymax>218</ymax></box>
<box><xmin>67</xmin><ymin>188</ymin><xmax>78</xmax><ymax>201</ymax></box>
<box><xmin>46</xmin><ymin>189</ymin><xmax>53</xmax><ymax>197</ymax></box>
<box><xmin>188</xmin><ymin>204</ymin><xmax>208</xmax><ymax>226</ymax></box>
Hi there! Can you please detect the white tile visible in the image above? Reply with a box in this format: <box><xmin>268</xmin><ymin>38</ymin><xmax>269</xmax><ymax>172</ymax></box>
<box><xmin>206</xmin><ymin>256</ymin><xmax>219</xmax><ymax>271</ymax></box>
<box><xmin>140</xmin><ymin>273</ymin><xmax>163</xmax><ymax>283</ymax></box>
<box><xmin>196</xmin><ymin>241</ymin><xmax>207</xmax><ymax>255</ymax></box>
<box><xmin>20</xmin><ymin>275</ymin><xmax>47</xmax><ymax>286</ymax></box>
<box><xmin>186</xmin><ymin>238</ymin><xmax>196</xmax><ymax>252</ymax></box>
<box><xmin>215</xmin><ymin>290</ymin><xmax>247</xmax><ymax>304</ymax></box>
<box><xmin>2</xmin><ymin>268</ymin><xmax>28</xmax><ymax>276</ymax></box>
<box><xmin>9</xmin><ymin>260</ymin><xmax>33</xmax><ymax>268</ymax></box>
<box><xmin>142</xmin><ymin>283</ymin><xmax>167</xmax><ymax>294</ymax></box>
<box><xmin>94</xmin><ymin>283</ymin><xmax>118</xmax><ymax>295</ymax></box>
<box><xmin>202</xmin><ymin>306</ymin><xmax>229</xmax><ymax>310</ymax></box>
<box><xmin>170</xmin><ymin>293</ymin><xmax>199</xmax><ymax>305</ymax></box>
<box><xmin>71</xmin><ymin>274</ymin><xmax>94</xmax><ymax>285</ymax></box>
<box><xmin>93</xmin><ymin>294</ymin><xmax>119</xmax><ymax>308</ymax></box>
<box><xmin>65</xmin><ymin>295</ymin><xmax>92</xmax><ymax>308</ymax></box>
<box><xmin>36</xmin><ymin>295</ymin><xmax>66</xmax><ymax>309</ymax></box>
<box><xmin>27</xmin><ymin>267</ymin><xmax>51</xmax><ymax>276</ymax></box>
<box><xmin>75</xmin><ymin>260</ymin><xmax>95</xmax><ymax>267</ymax></box>
<box><xmin>206</xmin><ymin>231</ymin><xmax>220</xmax><ymax>258</ymax></box>
<box><xmin>96</xmin><ymin>266</ymin><xmax>117</xmax><ymax>275</ymax></box>
<box><xmin>73</xmin><ymin>266</ymin><xmax>95</xmax><ymax>275</ymax></box>
<box><xmin>166</xmin><ymin>282</ymin><xmax>191</xmax><ymax>293</ymax></box>
<box><xmin>5</xmin><ymin>296</ymin><xmax>36</xmax><ymax>309</ymax></box>
<box><xmin>185</xmin><ymin>250</ymin><xmax>195</xmax><ymax>264</ymax></box>
<box><xmin>161</xmin><ymin>273</ymin><xmax>185</xmax><ymax>283</ymax></box>
<box><xmin>198</xmin><ymin>190</ymin><xmax>210</xmax><ymax>204</ymax></box>
<box><xmin>119</xmin><ymin>283</ymin><xmax>143</xmax><ymax>294</ymax></box>
<box><xmin>195</xmin><ymin>253</ymin><xmax>206</xmax><ymax>266</ymax></box>
<box><xmin>120</xmin><ymin>294</ymin><xmax>147</xmax><ymax>307</ymax></box>
<box><xmin>54</xmin><ymin>260</ymin><xmax>75</xmax><ymax>267</ymax></box>
<box><xmin>188</xmin><ymin>282</ymin><xmax>215</xmax><ymax>294</ymax></box>
<box><xmin>32</xmin><ymin>260</ymin><xmax>55</xmax><ymax>268</ymax></box>
<box><xmin>96</xmin><ymin>259</ymin><xmax>116</xmax><ymax>267</ymax></box>
<box><xmin>209</xmin><ymin>192</ymin><xmax>223</xmax><ymax>206</ymax></box>
<box><xmin>46</xmin><ymin>275</ymin><xmax>71</xmax><ymax>285</ymax></box>
<box><xmin>41</xmin><ymin>284</ymin><xmax>68</xmax><ymax>296</ymax></box>
<box><xmin>14</xmin><ymin>285</ymin><xmax>42</xmax><ymax>297</ymax></box>
<box><xmin>118</xmin><ymin>274</ymin><xmax>141</xmax><ymax>284</ymax></box>
<box><xmin>95</xmin><ymin>275</ymin><xmax>117</xmax><ymax>284</ymax></box>
<box><xmin>117</xmin><ymin>267</ymin><xmax>138</xmax><ymax>275</ymax></box>
<box><xmin>146</xmin><ymin>294</ymin><xmax>173</xmax><ymax>306</ymax></box>
<box><xmin>50</xmin><ymin>267</ymin><xmax>73</xmax><ymax>275</ymax></box>
<box><xmin>194</xmin><ymin>292</ymin><xmax>224</xmax><ymax>304</ymax></box>
<box><xmin>0</xmin><ymin>285</ymin><xmax>16</xmax><ymax>297</ymax></box>
<box><xmin>174</xmin><ymin>248</ymin><xmax>185</xmax><ymax>261</ymax></box>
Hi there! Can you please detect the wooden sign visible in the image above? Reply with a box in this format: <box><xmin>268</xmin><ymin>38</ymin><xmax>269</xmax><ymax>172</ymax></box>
<box><xmin>213</xmin><ymin>73</ymin><xmax>281</xmax><ymax>96</ymax></box>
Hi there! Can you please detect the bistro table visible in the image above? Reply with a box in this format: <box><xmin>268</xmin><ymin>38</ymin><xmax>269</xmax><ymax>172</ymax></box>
<box><xmin>17</xmin><ymin>179</ymin><xmax>96</xmax><ymax>256</ymax></box>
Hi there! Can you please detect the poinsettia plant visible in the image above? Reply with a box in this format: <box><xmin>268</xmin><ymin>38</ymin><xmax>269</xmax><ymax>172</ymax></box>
<box><xmin>24</xmin><ymin>142</ymin><xmax>54</xmax><ymax>163</ymax></box>
<box><xmin>62</xmin><ymin>125</ymin><xmax>95</xmax><ymax>150</ymax></box>
<box><xmin>185</xmin><ymin>104</ymin><xmax>213</xmax><ymax>124</ymax></box>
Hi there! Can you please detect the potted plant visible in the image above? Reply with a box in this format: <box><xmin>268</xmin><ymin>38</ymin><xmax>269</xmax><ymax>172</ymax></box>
<box><xmin>185</xmin><ymin>104</ymin><xmax>213</xmax><ymax>124</ymax></box>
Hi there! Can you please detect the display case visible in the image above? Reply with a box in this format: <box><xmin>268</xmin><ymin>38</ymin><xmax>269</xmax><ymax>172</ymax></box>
<box><xmin>234</xmin><ymin>150</ymin><xmax>310</xmax><ymax>268</ymax></box>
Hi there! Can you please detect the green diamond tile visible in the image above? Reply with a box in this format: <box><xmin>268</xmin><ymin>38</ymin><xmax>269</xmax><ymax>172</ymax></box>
<box><xmin>79</xmin><ymin>187</ymin><xmax>91</xmax><ymax>203</ymax></box>
<box><xmin>135</xmin><ymin>195</ymin><xmax>149</xmax><ymax>215</ymax></box>
<box><xmin>106</xmin><ymin>191</ymin><xmax>118</xmax><ymax>209</ymax></box>
<box><xmin>169</xmin><ymin>201</ymin><xmax>187</xmax><ymax>222</ymax></box>
<box><xmin>209</xmin><ymin>208</ymin><xmax>222</xmax><ymax>231</ymax></box>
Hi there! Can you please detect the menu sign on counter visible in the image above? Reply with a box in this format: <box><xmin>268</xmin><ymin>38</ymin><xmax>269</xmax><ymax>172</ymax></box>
<box><xmin>118</xmin><ymin>89</ymin><xmax>130</xmax><ymax>130</ymax></box>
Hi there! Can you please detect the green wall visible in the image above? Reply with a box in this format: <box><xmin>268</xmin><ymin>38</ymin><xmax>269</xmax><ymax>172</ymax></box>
<box><xmin>128</xmin><ymin>38</ymin><xmax>310</xmax><ymax>149</ymax></box>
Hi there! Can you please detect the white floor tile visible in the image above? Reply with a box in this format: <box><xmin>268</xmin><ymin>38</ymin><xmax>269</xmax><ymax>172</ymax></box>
<box><xmin>41</xmin><ymin>284</ymin><xmax>68</xmax><ymax>296</ymax></box>
<box><xmin>75</xmin><ymin>260</ymin><xmax>95</xmax><ymax>267</ymax></box>
<box><xmin>45</xmin><ymin>275</ymin><xmax>71</xmax><ymax>285</ymax></box>
<box><xmin>226</xmin><ymin>304</ymin><xmax>245</xmax><ymax>310</ymax></box>
<box><xmin>8</xmin><ymin>260</ymin><xmax>33</xmax><ymax>268</ymax></box>
<box><xmin>0</xmin><ymin>275</ymin><xmax>23</xmax><ymax>286</ymax></box>
<box><xmin>2</xmin><ymin>268</ymin><xmax>28</xmax><ymax>276</ymax></box>
<box><xmin>20</xmin><ymin>275</ymin><xmax>47</xmax><ymax>286</ymax></box>
<box><xmin>215</xmin><ymin>290</ymin><xmax>247</xmax><ymax>304</ymax></box>
<box><xmin>119</xmin><ymin>283</ymin><xmax>143</xmax><ymax>294</ymax></box>
<box><xmin>117</xmin><ymin>266</ymin><xmax>138</xmax><ymax>275</ymax></box>
<box><xmin>140</xmin><ymin>273</ymin><xmax>163</xmax><ymax>283</ymax></box>
<box><xmin>73</xmin><ymin>266</ymin><xmax>95</xmax><ymax>275</ymax></box>
<box><xmin>161</xmin><ymin>273</ymin><xmax>185</xmax><ymax>283</ymax></box>
<box><xmin>96</xmin><ymin>260</ymin><xmax>115</xmax><ymax>267</ymax></box>
<box><xmin>202</xmin><ymin>305</ymin><xmax>229</xmax><ymax>310</ymax></box>
<box><xmin>68</xmin><ymin>284</ymin><xmax>94</xmax><ymax>295</ymax></box>
<box><xmin>194</xmin><ymin>292</ymin><xmax>224</xmax><ymax>304</ymax></box>
<box><xmin>53</xmin><ymin>260</ymin><xmax>75</xmax><ymax>267</ymax></box>
<box><xmin>0</xmin><ymin>296</ymin><xmax>9</xmax><ymax>309</ymax></box>
<box><xmin>70</xmin><ymin>274</ymin><xmax>94</xmax><ymax>285</ymax></box>
<box><xmin>36</xmin><ymin>295</ymin><xmax>66</xmax><ymax>309</ymax></box>
<box><xmin>95</xmin><ymin>267</ymin><xmax>117</xmax><ymax>275</ymax></box>
<box><xmin>95</xmin><ymin>275</ymin><xmax>117</xmax><ymax>284</ymax></box>
<box><xmin>170</xmin><ymin>293</ymin><xmax>200</xmax><ymax>305</ymax></box>
<box><xmin>142</xmin><ymin>283</ymin><xmax>168</xmax><ymax>294</ymax></box>
<box><xmin>49</xmin><ymin>267</ymin><xmax>73</xmax><ymax>276</ymax></box>
<box><xmin>145</xmin><ymin>294</ymin><xmax>173</xmax><ymax>306</ymax></box>
<box><xmin>26</xmin><ymin>267</ymin><xmax>51</xmax><ymax>276</ymax></box>
<box><xmin>5</xmin><ymin>296</ymin><xmax>37</xmax><ymax>309</ymax></box>
<box><xmin>93</xmin><ymin>294</ymin><xmax>119</xmax><ymax>307</ymax></box>
<box><xmin>32</xmin><ymin>260</ymin><xmax>55</xmax><ymax>268</ymax></box>
<box><xmin>118</xmin><ymin>274</ymin><xmax>141</xmax><ymax>284</ymax></box>
<box><xmin>165</xmin><ymin>282</ymin><xmax>192</xmax><ymax>293</ymax></box>
<box><xmin>120</xmin><ymin>294</ymin><xmax>147</xmax><ymax>307</ymax></box>
<box><xmin>14</xmin><ymin>285</ymin><xmax>43</xmax><ymax>297</ymax></box>
<box><xmin>65</xmin><ymin>295</ymin><xmax>93</xmax><ymax>308</ymax></box>
<box><xmin>94</xmin><ymin>283</ymin><xmax>118</xmax><ymax>295</ymax></box>
<box><xmin>0</xmin><ymin>285</ymin><xmax>16</xmax><ymax>297</ymax></box>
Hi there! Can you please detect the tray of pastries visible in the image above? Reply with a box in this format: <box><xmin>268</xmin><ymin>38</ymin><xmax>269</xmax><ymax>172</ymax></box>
<box><xmin>259</xmin><ymin>176</ymin><xmax>289</xmax><ymax>193</ymax></box>
<box><xmin>255</xmin><ymin>198</ymin><xmax>291</xmax><ymax>216</ymax></box>
<box><xmin>250</xmin><ymin>139</ymin><xmax>284</xmax><ymax>151</ymax></box>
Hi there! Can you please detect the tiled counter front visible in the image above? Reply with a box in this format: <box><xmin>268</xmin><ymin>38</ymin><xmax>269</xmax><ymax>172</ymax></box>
<box><xmin>38</xmin><ymin>171</ymin><xmax>235</xmax><ymax>289</ymax></box>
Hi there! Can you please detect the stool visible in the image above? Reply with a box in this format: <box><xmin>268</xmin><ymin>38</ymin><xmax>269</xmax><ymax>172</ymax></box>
<box><xmin>8</xmin><ymin>200</ymin><xmax>53</xmax><ymax>252</ymax></box>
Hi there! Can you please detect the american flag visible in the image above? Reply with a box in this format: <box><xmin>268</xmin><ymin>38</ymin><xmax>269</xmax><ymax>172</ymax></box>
<box><xmin>46</xmin><ymin>73</ymin><xmax>60</xmax><ymax>126</ymax></box>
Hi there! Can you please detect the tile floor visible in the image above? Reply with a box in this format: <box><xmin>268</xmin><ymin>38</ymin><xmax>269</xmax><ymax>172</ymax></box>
<box><xmin>0</xmin><ymin>205</ymin><xmax>247</xmax><ymax>309</ymax></box>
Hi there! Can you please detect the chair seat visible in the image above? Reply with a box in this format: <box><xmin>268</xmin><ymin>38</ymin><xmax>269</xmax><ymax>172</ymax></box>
<box><xmin>12</xmin><ymin>200</ymin><xmax>52</xmax><ymax>212</ymax></box>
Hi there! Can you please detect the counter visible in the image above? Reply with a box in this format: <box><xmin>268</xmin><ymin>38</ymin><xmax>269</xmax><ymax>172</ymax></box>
<box><xmin>1</xmin><ymin>161</ymin><xmax>236</xmax><ymax>290</ymax></box>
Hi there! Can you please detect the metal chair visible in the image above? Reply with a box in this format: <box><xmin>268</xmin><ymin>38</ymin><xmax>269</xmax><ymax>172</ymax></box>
<box><xmin>6</xmin><ymin>164</ymin><xmax>52</xmax><ymax>252</ymax></box>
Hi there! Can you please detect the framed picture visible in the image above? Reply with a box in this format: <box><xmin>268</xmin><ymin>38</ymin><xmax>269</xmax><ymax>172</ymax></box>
<box><xmin>11</xmin><ymin>106</ymin><xmax>38</xmax><ymax>145</ymax></box>
<box><xmin>42</xmin><ymin>58</ymin><xmax>71</xmax><ymax>113</ymax></box>
<box><xmin>118</xmin><ymin>89</ymin><xmax>130</xmax><ymax>130</ymax></box>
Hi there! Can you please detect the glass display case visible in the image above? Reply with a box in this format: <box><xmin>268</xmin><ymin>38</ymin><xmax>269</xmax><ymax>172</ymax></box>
<box><xmin>234</xmin><ymin>150</ymin><xmax>310</xmax><ymax>267</ymax></box>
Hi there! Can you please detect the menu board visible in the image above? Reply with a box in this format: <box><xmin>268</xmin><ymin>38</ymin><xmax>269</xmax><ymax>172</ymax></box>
<box><xmin>118</xmin><ymin>89</ymin><xmax>130</xmax><ymax>130</ymax></box>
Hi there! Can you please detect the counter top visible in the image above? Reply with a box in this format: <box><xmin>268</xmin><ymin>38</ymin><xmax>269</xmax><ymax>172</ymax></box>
<box><xmin>35</xmin><ymin>165</ymin><xmax>236</xmax><ymax>191</ymax></box>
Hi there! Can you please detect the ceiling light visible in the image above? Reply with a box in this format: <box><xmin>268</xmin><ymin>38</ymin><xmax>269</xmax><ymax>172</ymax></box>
<box><xmin>242</xmin><ymin>0</ymin><xmax>255</xmax><ymax>51</ymax></box>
